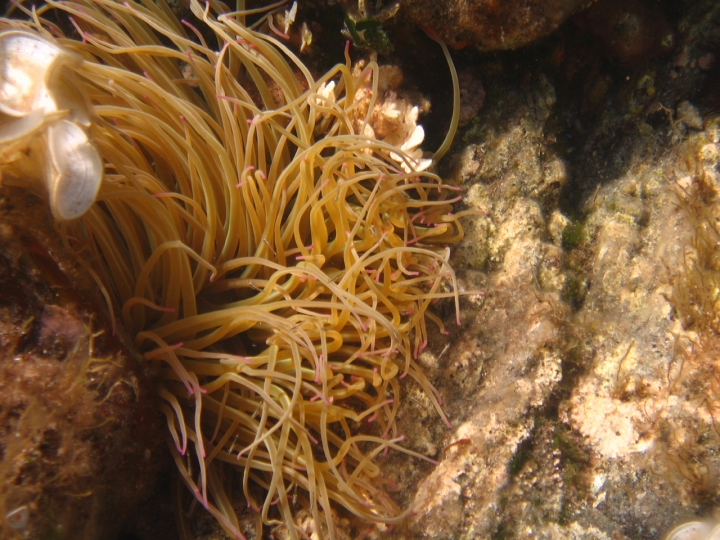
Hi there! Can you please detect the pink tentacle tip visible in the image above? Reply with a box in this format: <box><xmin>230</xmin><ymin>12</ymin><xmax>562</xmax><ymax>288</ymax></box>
<box><xmin>441</xmin><ymin>329</ymin><xmax>449</xmax><ymax>335</ymax></box>
<box><xmin>235</xmin><ymin>180</ymin><xmax>247</xmax><ymax>188</ymax></box>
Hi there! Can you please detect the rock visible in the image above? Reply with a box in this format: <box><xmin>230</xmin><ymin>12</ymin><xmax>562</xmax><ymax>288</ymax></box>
<box><xmin>401</xmin><ymin>0</ymin><xmax>588</xmax><ymax>50</ymax></box>
<box><xmin>576</xmin><ymin>0</ymin><xmax>675</xmax><ymax>67</ymax></box>
<box><xmin>677</xmin><ymin>100</ymin><xmax>704</xmax><ymax>130</ymax></box>
<box><xmin>0</xmin><ymin>188</ymin><xmax>167</xmax><ymax>540</ymax></box>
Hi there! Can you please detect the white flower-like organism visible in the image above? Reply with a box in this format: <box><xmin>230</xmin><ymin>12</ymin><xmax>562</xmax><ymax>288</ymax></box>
<box><xmin>349</xmin><ymin>61</ymin><xmax>433</xmax><ymax>173</ymax></box>
<box><xmin>388</xmin><ymin>105</ymin><xmax>432</xmax><ymax>173</ymax></box>
<box><xmin>0</xmin><ymin>29</ymin><xmax>102</xmax><ymax>221</ymax></box>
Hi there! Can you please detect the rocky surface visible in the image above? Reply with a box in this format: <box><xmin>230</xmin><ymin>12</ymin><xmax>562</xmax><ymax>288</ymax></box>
<box><xmin>400</xmin><ymin>0</ymin><xmax>588</xmax><ymax>51</ymax></box>
<box><xmin>0</xmin><ymin>188</ymin><xmax>169</xmax><ymax>540</ymax></box>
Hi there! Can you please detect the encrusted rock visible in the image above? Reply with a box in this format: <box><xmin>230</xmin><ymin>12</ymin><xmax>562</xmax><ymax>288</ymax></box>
<box><xmin>400</xmin><ymin>0</ymin><xmax>588</xmax><ymax>50</ymax></box>
<box><xmin>0</xmin><ymin>187</ymin><xmax>166</xmax><ymax>540</ymax></box>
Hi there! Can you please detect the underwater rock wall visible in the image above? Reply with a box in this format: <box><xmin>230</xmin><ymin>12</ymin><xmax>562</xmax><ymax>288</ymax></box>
<box><xmin>0</xmin><ymin>188</ymin><xmax>166</xmax><ymax>539</ymax></box>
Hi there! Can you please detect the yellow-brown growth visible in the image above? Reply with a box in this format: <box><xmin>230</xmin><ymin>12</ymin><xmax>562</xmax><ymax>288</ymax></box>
<box><xmin>2</xmin><ymin>0</ymin><xmax>467</xmax><ymax>537</ymax></box>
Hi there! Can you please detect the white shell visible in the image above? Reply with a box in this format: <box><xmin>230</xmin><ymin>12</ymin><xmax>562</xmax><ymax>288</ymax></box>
<box><xmin>47</xmin><ymin>119</ymin><xmax>103</xmax><ymax>220</ymax></box>
<box><xmin>45</xmin><ymin>48</ymin><xmax>91</xmax><ymax>127</ymax></box>
<box><xmin>666</xmin><ymin>522</ymin><xmax>713</xmax><ymax>540</ymax></box>
<box><xmin>5</xmin><ymin>505</ymin><xmax>29</xmax><ymax>530</ymax></box>
<box><xmin>0</xmin><ymin>30</ymin><xmax>59</xmax><ymax>117</ymax></box>
<box><xmin>0</xmin><ymin>108</ymin><xmax>45</xmax><ymax>146</ymax></box>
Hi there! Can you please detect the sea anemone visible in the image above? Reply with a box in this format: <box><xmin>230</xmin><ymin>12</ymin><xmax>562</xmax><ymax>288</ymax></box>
<box><xmin>0</xmin><ymin>0</ymin><xmax>466</xmax><ymax>537</ymax></box>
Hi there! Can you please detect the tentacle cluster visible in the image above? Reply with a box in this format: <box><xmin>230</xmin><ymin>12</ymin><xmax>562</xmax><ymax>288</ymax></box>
<box><xmin>2</xmin><ymin>1</ymin><xmax>468</xmax><ymax>537</ymax></box>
